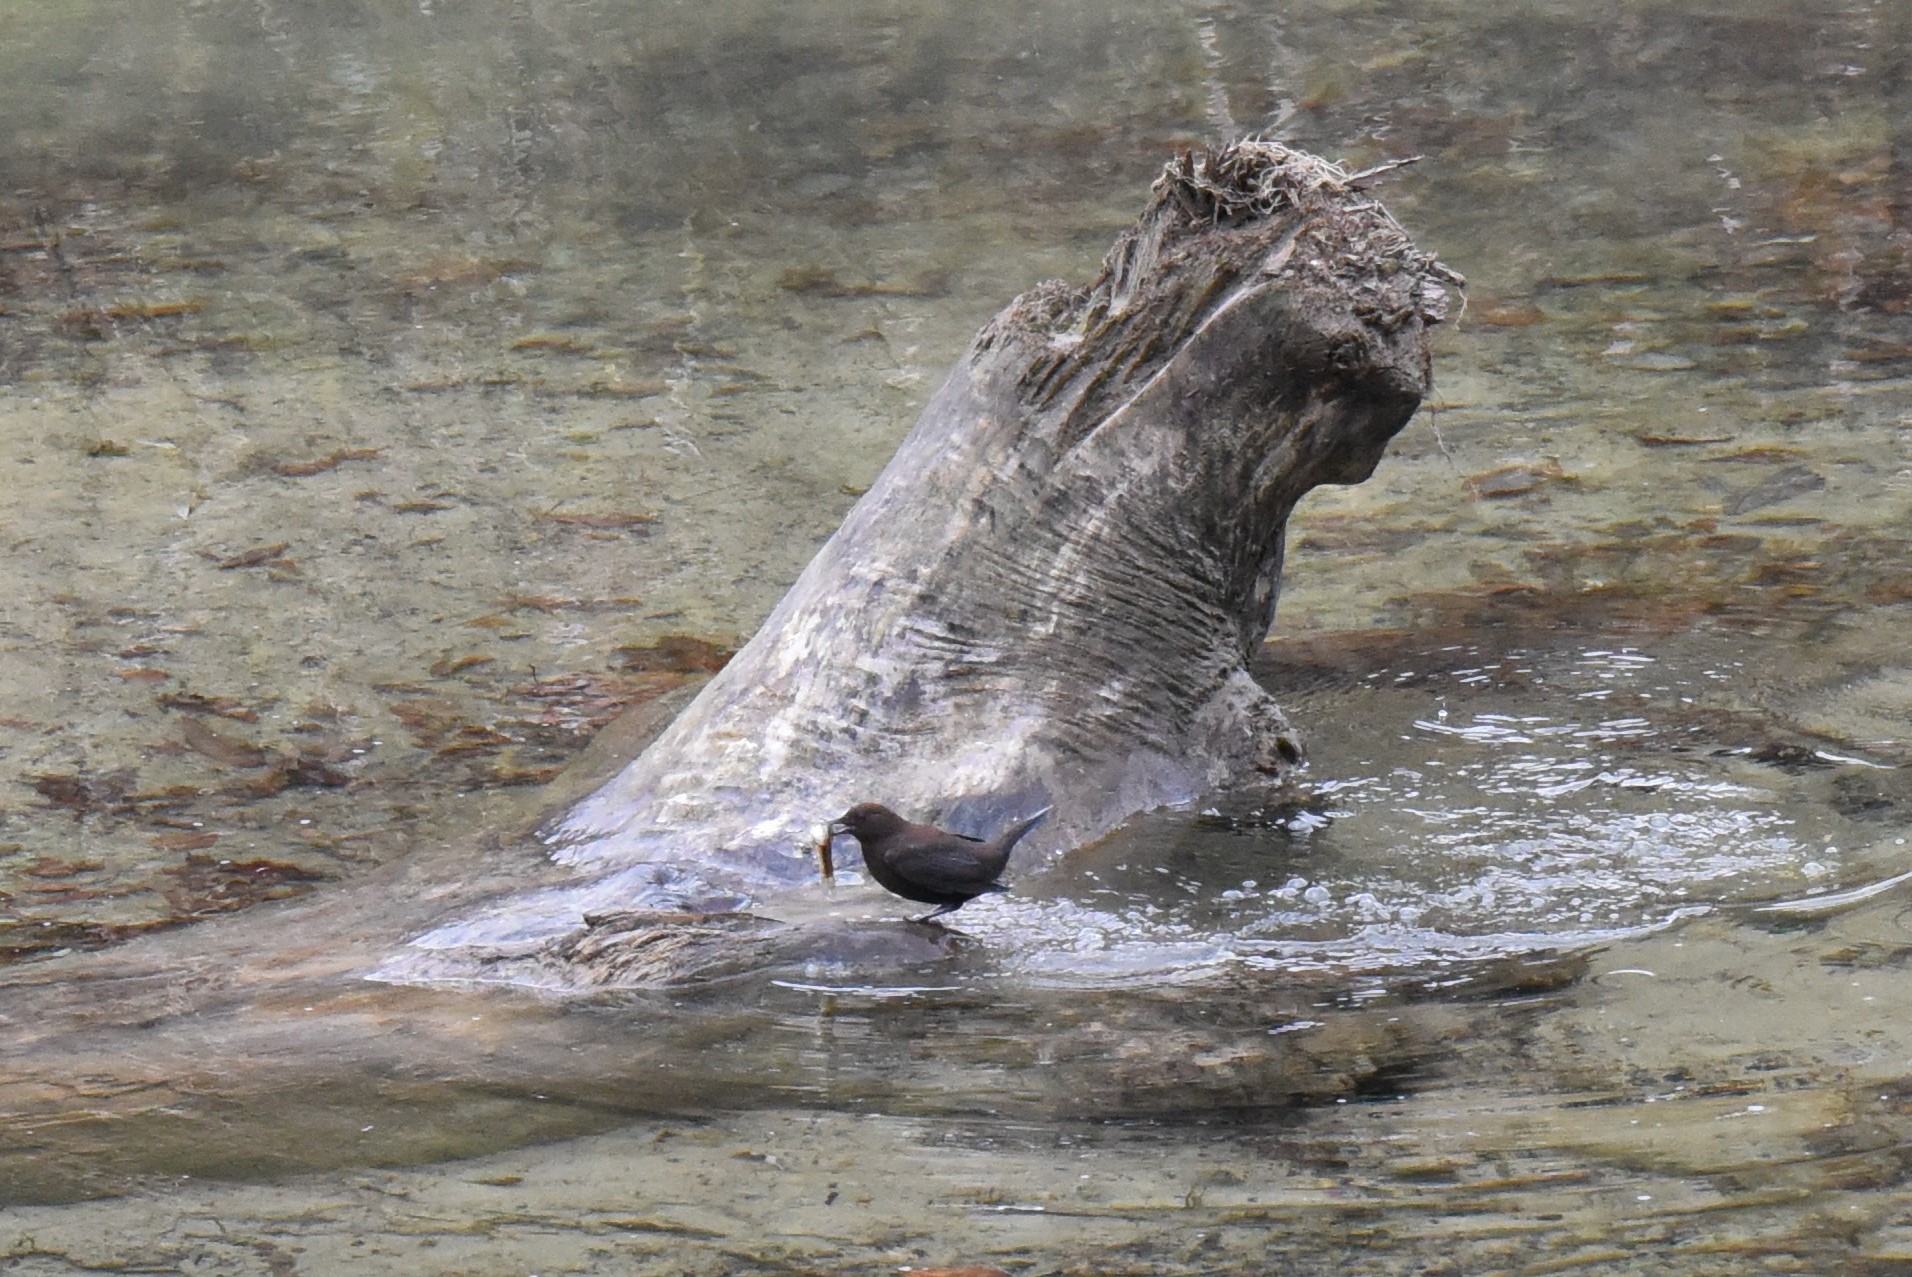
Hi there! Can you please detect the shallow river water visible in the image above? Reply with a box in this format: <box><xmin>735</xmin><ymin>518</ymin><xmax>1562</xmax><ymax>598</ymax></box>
<box><xmin>2</xmin><ymin>0</ymin><xmax>1910</xmax><ymax>1272</ymax></box>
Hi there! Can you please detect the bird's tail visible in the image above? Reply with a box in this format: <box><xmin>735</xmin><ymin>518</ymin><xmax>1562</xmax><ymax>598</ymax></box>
<box><xmin>997</xmin><ymin>806</ymin><xmax>1052</xmax><ymax>860</ymax></box>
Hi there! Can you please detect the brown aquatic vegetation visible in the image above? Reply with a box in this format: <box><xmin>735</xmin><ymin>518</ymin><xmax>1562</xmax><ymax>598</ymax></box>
<box><xmin>0</xmin><ymin>918</ymin><xmax>174</xmax><ymax>963</ymax></box>
<box><xmin>52</xmin><ymin>300</ymin><xmax>203</xmax><ymax>338</ymax></box>
<box><xmin>160</xmin><ymin>854</ymin><xmax>329</xmax><ymax>918</ymax></box>
<box><xmin>178</xmin><ymin>717</ymin><xmax>272</xmax><ymax>769</ymax></box>
<box><xmin>428</xmin><ymin>654</ymin><xmax>496</xmax><ymax>678</ymax></box>
<box><xmin>271</xmin><ymin>447</ymin><xmax>383</xmax><ymax>477</ymax></box>
<box><xmin>510</xmin><ymin>335</ymin><xmax>598</xmax><ymax>355</ymax></box>
<box><xmin>532</xmin><ymin>509</ymin><xmax>658</xmax><ymax>531</ymax></box>
<box><xmin>1703</xmin><ymin>446</ymin><xmax>1808</xmax><ymax>464</ymax></box>
<box><xmin>159</xmin><ymin>692</ymin><xmax>261</xmax><ymax>723</ymax></box>
<box><xmin>1721</xmin><ymin>464</ymin><xmax>1826</xmax><ymax>517</ymax></box>
<box><xmin>387</xmin><ymin>697</ymin><xmax>480</xmax><ymax>751</ymax></box>
<box><xmin>17</xmin><ymin>856</ymin><xmax>107</xmax><ymax>879</ymax></box>
<box><xmin>1636</xmin><ymin>433</ymin><xmax>1735</xmax><ymax>447</ymax></box>
<box><xmin>1472</xmin><ymin>300</ymin><xmax>1545</xmax><ymax>327</ymax></box>
<box><xmin>1464</xmin><ymin>460</ymin><xmax>1572</xmax><ymax>500</ymax></box>
<box><xmin>390</xmin><ymin>256</ymin><xmax>537</xmax><ymax>292</ymax></box>
<box><xmin>776</xmin><ymin>264</ymin><xmax>951</xmax><ymax>299</ymax></box>
<box><xmin>507</xmin><ymin>673</ymin><xmax>665</xmax><ymax>736</ymax></box>
<box><xmin>381</xmin><ymin>672</ymin><xmax>680</xmax><ymax>767</ymax></box>
<box><xmin>611</xmin><ymin>634</ymin><xmax>734</xmax><ymax>674</ymax></box>
<box><xmin>214</xmin><ymin>542</ymin><xmax>292</xmax><ymax>570</ymax></box>
<box><xmin>572</xmin><ymin>377</ymin><xmax>669</xmax><ymax>399</ymax></box>
<box><xmin>28</xmin><ymin>770</ymin><xmax>135</xmax><ymax>815</ymax></box>
<box><xmin>149</xmin><ymin>830</ymin><xmax>220</xmax><ymax>853</ymax></box>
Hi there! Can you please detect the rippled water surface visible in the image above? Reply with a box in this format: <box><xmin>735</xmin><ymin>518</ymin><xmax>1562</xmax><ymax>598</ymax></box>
<box><xmin>2</xmin><ymin>0</ymin><xmax>1910</xmax><ymax>1271</ymax></box>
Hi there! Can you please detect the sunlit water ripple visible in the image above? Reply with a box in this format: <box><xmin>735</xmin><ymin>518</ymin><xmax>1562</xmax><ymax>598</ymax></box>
<box><xmin>791</xmin><ymin>639</ymin><xmax>1871</xmax><ymax>989</ymax></box>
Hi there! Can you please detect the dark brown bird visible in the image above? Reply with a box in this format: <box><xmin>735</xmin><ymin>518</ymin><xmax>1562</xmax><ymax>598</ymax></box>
<box><xmin>825</xmin><ymin>802</ymin><xmax>1050</xmax><ymax>923</ymax></box>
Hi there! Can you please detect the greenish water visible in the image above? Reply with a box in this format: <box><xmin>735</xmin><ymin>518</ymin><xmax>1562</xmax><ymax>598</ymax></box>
<box><xmin>1</xmin><ymin>0</ymin><xmax>1910</xmax><ymax>1271</ymax></box>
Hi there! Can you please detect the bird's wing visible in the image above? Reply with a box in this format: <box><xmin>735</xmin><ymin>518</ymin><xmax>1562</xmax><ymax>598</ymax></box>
<box><xmin>884</xmin><ymin>837</ymin><xmax>1003</xmax><ymax>896</ymax></box>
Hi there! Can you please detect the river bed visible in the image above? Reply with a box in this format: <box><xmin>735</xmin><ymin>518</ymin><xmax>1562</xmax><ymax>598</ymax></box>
<box><xmin>1</xmin><ymin>0</ymin><xmax>1909</xmax><ymax>1272</ymax></box>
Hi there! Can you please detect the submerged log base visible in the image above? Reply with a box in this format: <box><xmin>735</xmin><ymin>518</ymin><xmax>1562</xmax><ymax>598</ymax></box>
<box><xmin>395</xmin><ymin>140</ymin><xmax>1457</xmax><ymax>983</ymax></box>
<box><xmin>557</xmin><ymin>911</ymin><xmax>788</xmax><ymax>987</ymax></box>
<box><xmin>543</xmin><ymin>909</ymin><xmax>960</xmax><ymax>988</ymax></box>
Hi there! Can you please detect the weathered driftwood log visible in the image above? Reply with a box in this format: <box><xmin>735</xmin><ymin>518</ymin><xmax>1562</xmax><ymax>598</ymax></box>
<box><xmin>394</xmin><ymin>140</ymin><xmax>1457</xmax><ymax>979</ymax></box>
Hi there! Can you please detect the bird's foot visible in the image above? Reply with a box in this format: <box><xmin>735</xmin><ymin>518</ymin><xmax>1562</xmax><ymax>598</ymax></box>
<box><xmin>907</xmin><ymin>905</ymin><xmax>959</xmax><ymax>926</ymax></box>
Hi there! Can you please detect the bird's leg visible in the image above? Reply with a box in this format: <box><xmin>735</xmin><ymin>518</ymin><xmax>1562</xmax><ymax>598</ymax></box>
<box><xmin>909</xmin><ymin>904</ymin><xmax>960</xmax><ymax>924</ymax></box>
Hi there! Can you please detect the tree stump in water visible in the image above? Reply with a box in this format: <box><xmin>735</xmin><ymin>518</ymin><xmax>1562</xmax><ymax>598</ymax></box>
<box><xmin>398</xmin><ymin>140</ymin><xmax>1459</xmax><ymax>981</ymax></box>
